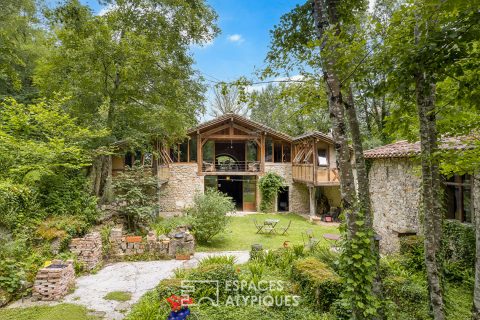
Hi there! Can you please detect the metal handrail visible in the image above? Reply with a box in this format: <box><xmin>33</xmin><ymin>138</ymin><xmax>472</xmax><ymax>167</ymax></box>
<box><xmin>202</xmin><ymin>160</ymin><xmax>260</xmax><ymax>172</ymax></box>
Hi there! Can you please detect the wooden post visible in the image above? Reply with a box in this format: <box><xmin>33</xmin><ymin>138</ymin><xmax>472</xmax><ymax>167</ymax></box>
<box><xmin>260</xmin><ymin>134</ymin><xmax>265</xmax><ymax>172</ymax></box>
<box><xmin>309</xmin><ymin>186</ymin><xmax>316</xmax><ymax>216</ymax></box>
<box><xmin>313</xmin><ymin>139</ymin><xmax>317</xmax><ymax>185</ymax></box>
<box><xmin>197</xmin><ymin>133</ymin><xmax>202</xmax><ymax>175</ymax></box>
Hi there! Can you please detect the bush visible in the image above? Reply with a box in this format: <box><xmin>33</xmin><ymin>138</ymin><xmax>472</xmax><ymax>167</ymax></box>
<box><xmin>198</xmin><ymin>255</ymin><xmax>237</xmax><ymax>268</ymax></box>
<box><xmin>258</xmin><ymin>172</ymin><xmax>285</xmax><ymax>212</ymax></box>
<box><xmin>399</xmin><ymin>235</ymin><xmax>425</xmax><ymax>271</ymax></box>
<box><xmin>290</xmin><ymin>257</ymin><xmax>341</xmax><ymax>311</ymax></box>
<box><xmin>125</xmin><ymin>288</ymin><xmax>170</xmax><ymax>320</ymax></box>
<box><xmin>382</xmin><ymin>275</ymin><xmax>429</xmax><ymax>319</ymax></box>
<box><xmin>442</xmin><ymin>219</ymin><xmax>475</xmax><ymax>268</ymax></box>
<box><xmin>0</xmin><ymin>181</ymin><xmax>40</xmax><ymax>234</ymax></box>
<box><xmin>186</xmin><ymin>190</ymin><xmax>233</xmax><ymax>243</ymax></box>
<box><xmin>187</xmin><ymin>263</ymin><xmax>239</xmax><ymax>302</ymax></box>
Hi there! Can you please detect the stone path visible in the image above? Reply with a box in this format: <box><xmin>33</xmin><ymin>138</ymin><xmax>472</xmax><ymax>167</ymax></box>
<box><xmin>10</xmin><ymin>251</ymin><xmax>249</xmax><ymax>320</ymax></box>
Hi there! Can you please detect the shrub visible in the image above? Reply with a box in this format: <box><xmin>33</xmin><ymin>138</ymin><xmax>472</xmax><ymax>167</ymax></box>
<box><xmin>187</xmin><ymin>263</ymin><xmax>239</xmax><ymax>301</ymax></box>
<box><xmin>258</xmin><ymin>172</ymin><xmax>285</xmax><ymax>212</ymax></box>
<box><xmin>157</xmin><ymin>278</ymin><xmax>184</xmax><ymax>299</ymax></box>
<box><xmin>312</xmin><ymin>245</ymin><xmax>339</xmax><ymax>272</ymax></box>
<box><xmin>198</xmin><ymin>255</ymin><xmax>236</xmax><ymax>268</ymax></box>
<box><xmin>0</xmin><ymin>181</ymin><xmax>40</xmax><ymax>234</ymax></box>
<box><xmin>291</xmin><ymin>257</ymin><xmax>341</xmax><ymax>311</ymax></box>
<box><xmin>186</xmin><ymin>190</ymin><xmax>233</xmax><ymax>243</ymax></box>
<box><xmin>382</xmin><ymin>275</ymin><xmax>429</xmax><ymax>319</ymax></box>
<box><xmin>399</xmin><ymin>235</ymin><xmax>425</xmax><ymax>271</ymax></box>
<box><xmin>125</xmin><ymin>289</ymin><xmax>170</xmax><ymax>320</ymax></box>
<box><xmin>442</xmin><ymin>219</ymin><xmax>475</xmax><ymax>268</ymax></box>
<box><xmin>113</xmin><ymin>164</ymin><xmax>159</xmax><ymax>231</ymax></box>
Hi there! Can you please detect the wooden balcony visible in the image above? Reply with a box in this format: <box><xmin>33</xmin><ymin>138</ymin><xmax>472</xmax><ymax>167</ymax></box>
<box><xmin>202</xmin><ymin>160</ymin><xmax>261</xmax><ymax>175</ymax></box>
<box><xmin>292</xmin><ymin>164</ymin><xmax>339</xmax><ymax>185</ymax></box>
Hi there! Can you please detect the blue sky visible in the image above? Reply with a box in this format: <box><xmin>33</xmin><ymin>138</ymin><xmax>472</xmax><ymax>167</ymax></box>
<box><xmin>46</xmin><ymin>0</ymin><xmax>302</xmax><ymax>116</ymax></box>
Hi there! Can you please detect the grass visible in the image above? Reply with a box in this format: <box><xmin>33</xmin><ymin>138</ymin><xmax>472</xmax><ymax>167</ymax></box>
<box><xmin>196</xmin><ymin>213</ymin><xmax>339</xmax><ymax>252</ymax></box>
<box><xmin>0</xmin><ymin>304</ymin><xmax>99</xmax><ymax>320</ymax></box>
<box><xmin>103</xmin><ymin>291</ymin><xmax>132</xmax><ymax>302</ymax></box>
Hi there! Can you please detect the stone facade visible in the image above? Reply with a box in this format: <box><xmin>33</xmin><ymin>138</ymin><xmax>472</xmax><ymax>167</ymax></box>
<box><xmin>263</xmin><ymin>163</ymin><xmax>310</xmax><ymax>214</ymax></box>
<box><xmin>69</xmin><ymin>232</ymin><xmax>102</xmax><ymax>271</ymax></box>
<box><xmin>32</xmin><ymin>259</ymin><xmax>75</xmax><ymax>301</ymax></box>
<box><xmin>369</xmin><ymin>158</ymin><xmax>422</xmax><ymax>254</ymax></box>
<box><xmin>159</xmin><ymin>163</ymin><xmax>204</xmax><ymax>214</ymax></box>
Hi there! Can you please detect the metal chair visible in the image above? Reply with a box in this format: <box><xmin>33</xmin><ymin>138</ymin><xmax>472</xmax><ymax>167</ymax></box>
<box><xmin>253</xmin><ymin>219</ymin><xmax>264</xmax><ymax>234</ymax></box>
<box><xmin>277</xmin><ymin>220</ymin><xmax>292</xmax><ymax>235</ymax></box>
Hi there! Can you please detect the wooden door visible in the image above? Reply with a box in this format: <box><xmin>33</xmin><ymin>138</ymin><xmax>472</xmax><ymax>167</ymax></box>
<box><xmin>243</xmin><ymin>176</ymin><xmax>256</xmax><ymax>211</ymax></box>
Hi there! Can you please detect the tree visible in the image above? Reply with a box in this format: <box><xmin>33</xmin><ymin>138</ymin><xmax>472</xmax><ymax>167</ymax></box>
<box><xmin>35</xmin><ymin>0</ymin><xmax>219</xmax><ymax>201</ymax></box>
<box><xmin>249</xmin><ymin>82</ymin><xmax>330</xmax><ymax>136</ymax></box>
<box><xmin>0</xmin><ymin>0</ymin><xmax>47</xmax><ymax>102</ymax></box>
<box><xmin>210</xmin><ymin>86</ymin><xmax>248</xmax><ymax>117</ymax></box>
<box><xmin>264</xmin><ymin>1</ymin><xmax>380</xmax><ymax>317</ymax></box>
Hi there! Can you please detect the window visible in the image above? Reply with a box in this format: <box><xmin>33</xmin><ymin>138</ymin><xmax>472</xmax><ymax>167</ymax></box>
<box><xmin>179</xmin><ymin>142</ymin><xmax>188</xmax><ymax>162</ymax></box>
<box><xmin>203</xmin><ymin>140</ymin><xmax>214</xmax><ymax>162</ymax></box>
<box><xmin>444</xmin><ymin>174</ymin><xmax>472</xmax><ymax>223</ymax></box>
<box><xmin>246</xmin><ymin>141</ymin><xmax>257</xmax><ymax>161</ymax></box>
<box><xmin>274</xmin><ymin>142</ymin><xmax>282</xmax><ymax>163</ymax></box>
<box><xmin>317</xmin><ymin>148</ymin><xmax>328</xmax><ymax>166</ymax></box>
<box><xmin>283</xmin><ymin>144</ymin><xmax>291</xmax><ymax>162</ymax></box>
<box><xmin>265</xmin><ymin>138</ymin><xmax>273</xmax><ymax>162</ymax></box>
<box><xmin>189</xmin><ymin>138</ymin><xmax>197</xmax><ymax>162</ymax></box>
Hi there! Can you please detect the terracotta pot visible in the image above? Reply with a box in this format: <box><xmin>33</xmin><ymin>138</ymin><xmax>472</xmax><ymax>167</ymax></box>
<box><xmin>175</xmin><ymin>254</ymin><xmax>191</xmax><ymax>260</ymax></box>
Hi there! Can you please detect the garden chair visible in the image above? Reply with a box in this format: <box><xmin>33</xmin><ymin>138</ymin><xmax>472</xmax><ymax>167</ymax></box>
<box><xmin>253</xmin><ymin>219</ymin><xmax>264</xmax><ymax>234</ymax></box>
<box><xmin>302</xmin><ymin>229</ymin><xmax>320</xmax><ymax>250</ymax></box>
<box><xmin>277</xmin><ymin>220</ymin><xmax>292</xmax><ymax>235</ymax></box>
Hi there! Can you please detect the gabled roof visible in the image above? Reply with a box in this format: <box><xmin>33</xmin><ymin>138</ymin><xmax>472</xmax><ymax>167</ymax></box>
<box><xmin>293</xmin><ymin>131</ymin><xmax>334</xmax><ymax>144</ymax></box>
<box><xmin>188</xmin><ymin>113</ymin><xmax>293</xmax><ymax>141</ymax></box>
<box><xmin>364</xmin><ymin>136</ymin><xmax>474</xmax><ymax>159</ymax></box>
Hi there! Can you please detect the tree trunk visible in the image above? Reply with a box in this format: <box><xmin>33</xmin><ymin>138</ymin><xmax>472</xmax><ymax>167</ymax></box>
<box><xmin>415</xmin><ymin>70</ymin><xmax>445</xmax><ymax>320</ymax></box>
<box><xmin>89</xmin><ymin>154</ymin><xmax>112</xmax><ymax>204</ymax></box>
<box><xmin>473</xmin><ymin>175</ymin><xmax>480</xmax><ymax>319</ymax></box>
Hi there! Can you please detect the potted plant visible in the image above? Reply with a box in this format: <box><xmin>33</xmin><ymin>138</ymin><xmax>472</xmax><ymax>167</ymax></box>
<box><xmin>166</xmin><ymin>294</ymin><xmax>194</xmax><ymax>320</ymax></box>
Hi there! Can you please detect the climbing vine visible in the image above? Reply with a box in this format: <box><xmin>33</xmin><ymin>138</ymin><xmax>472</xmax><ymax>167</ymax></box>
<box><xmin>258</xmin><ymin>172</ymin><xmax>285</xmax><ymax>212</ymax></box>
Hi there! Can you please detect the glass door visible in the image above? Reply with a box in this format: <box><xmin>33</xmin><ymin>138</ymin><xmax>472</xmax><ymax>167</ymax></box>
<box><xmin>243</xmin><ymin>176</ymin><xmax>256</xmax><ymax>211</ymax></box>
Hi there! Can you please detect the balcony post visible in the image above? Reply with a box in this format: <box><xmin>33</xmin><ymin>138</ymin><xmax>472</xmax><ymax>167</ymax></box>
<box><xmin>197</xmin><ymin>133</ymin><xmax>202</xmax><ymax>175</ymax></box>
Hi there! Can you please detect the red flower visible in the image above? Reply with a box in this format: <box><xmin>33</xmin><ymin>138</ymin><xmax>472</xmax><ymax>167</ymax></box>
<box><xmin>166</xmin><ymin>294</ymin><xmax>194</xmax><ymax>311</ymax></box>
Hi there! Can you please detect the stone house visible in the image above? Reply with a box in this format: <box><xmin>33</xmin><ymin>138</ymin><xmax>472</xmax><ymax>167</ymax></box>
<box><xmin>364</xmin><ymin>138</ymin><xmax>480</xmax><ymax>254</ymax></box>
<box><xmin>112</xmin><ymin>113</ymin><xmax>341</xmax><ymax>216</ymax></box>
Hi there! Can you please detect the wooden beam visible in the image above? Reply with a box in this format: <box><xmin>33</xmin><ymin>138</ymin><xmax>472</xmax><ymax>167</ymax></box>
<box><xmin>260</xmin><ymin>134</ymin><xmax>265</xmax><ymax>172</ymax></box>
<box><xmin>313</xmin><ymin>139</ymin><xmax>317</xmax><ymax>185</ymax></box>
<box><xmin>201</xmin><ymin>123</ymin><xmax>230</xmax><ymax>138</ymax></box>
<box><xmin>208</xmin><ymin>134</ymin><xmax>259</xmax><ymax>140</ymax></box>
<box><xmin>197</xmin><ymin>134</ymin><xmax>202</xmax><ymax>175</ymax></box>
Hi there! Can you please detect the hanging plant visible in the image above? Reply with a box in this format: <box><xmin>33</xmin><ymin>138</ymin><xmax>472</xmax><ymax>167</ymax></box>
<box><xmin>258</xmin><ymin>172</ymin><xmax>285</xmax><ymax>212</ymax></box>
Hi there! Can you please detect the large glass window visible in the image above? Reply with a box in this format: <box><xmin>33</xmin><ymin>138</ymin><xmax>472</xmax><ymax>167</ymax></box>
<box><xmin>265</xmin><ymin>138</ymin><xmax>273</xmax><ymax>162</ymax></box>
<box><xmin>203</xmin><ymin>140</ymin><xmax>214</xmax><ymax>162</ymax></box>
<box><xmin>274</xmin><ymin>142</ymin><xmax>282</xmax><ymax>163</ymax></box>
<box><xmin>283</xmin><ymin>144</ymin><xmax>291</xmax><ymax>162</ymax></box>
<box><xmin>189</xmin><ymin>138</ymin><xmax>197</xmax><ymax>162</ymax></box>
<box><xmin>444</xmin><ymin>174</ymin><xmax>472</xmax><ymax>223</ymax></box>
<box><xmin>246</xmin><ymin>141</ymin><xmax>258</xmax><ymax>161</ymax></box>
<box><xmin>179</xmin><ymin>142</ymin><xmax>188</xmax><ymax>162</ymax></box>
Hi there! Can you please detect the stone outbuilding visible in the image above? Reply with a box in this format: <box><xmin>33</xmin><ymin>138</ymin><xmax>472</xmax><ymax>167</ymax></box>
<box><xmin>365</xmin><ymin>137</ymin><xmax>480</xmax><ymax>254</ymax></box>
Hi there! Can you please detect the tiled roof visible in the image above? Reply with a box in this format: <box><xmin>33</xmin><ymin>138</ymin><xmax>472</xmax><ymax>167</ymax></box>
<box><xmin>364</xmin><ymin>136</ymin><xmax>475</xmax><ymax>159</ymax></box>
<box><xmin>293</xmin><ymin>131</ymin><xmax>334</xmax><ymax>144</ymax></box>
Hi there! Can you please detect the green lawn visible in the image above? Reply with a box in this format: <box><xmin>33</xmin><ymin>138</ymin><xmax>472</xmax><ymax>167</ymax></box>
<box><xmin>0</xmin><ymin>304</ymin><xmax>98</xmax><ymax>320</ymax></box>
<box><xmin>196</xmin><ymin>213</ymin><xmax>340</xmax><ymax>252</ymax></box>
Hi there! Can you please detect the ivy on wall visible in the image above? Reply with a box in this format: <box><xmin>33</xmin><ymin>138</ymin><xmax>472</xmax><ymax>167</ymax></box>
<box><xmin>258</xmin><ymin>172</ymin><xmax>285</xmax><ymax>212</ymax></box>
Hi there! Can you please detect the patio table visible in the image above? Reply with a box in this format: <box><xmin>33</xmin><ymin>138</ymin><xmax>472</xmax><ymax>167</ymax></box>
<box><xmin>263</xmin><ymin>219</ymin><xmax>280</xmax><ymax>234</ymax></box>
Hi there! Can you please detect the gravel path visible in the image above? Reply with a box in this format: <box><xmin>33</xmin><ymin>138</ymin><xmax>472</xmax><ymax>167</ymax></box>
<box><xmin>10</xmin><ymin>251</ymin><xmax>249</xmax><ymax>319</ymax></box>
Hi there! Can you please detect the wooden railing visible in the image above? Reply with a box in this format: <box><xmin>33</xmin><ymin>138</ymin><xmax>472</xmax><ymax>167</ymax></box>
<box><xmin>292</xmin><ymin>164</ymin><xmax>339</xmax><ymax>184</ymax></box>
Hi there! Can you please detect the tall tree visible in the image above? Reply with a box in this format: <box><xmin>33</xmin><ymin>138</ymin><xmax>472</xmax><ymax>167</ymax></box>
<box><xmin>265</xmin><ymin>0</ymin><xmax>380</xmax><ymax>317</ymax></box>
<box><xmin>35</xmin><ymin>0</ymin><xmax>218</xmax><ymax>201</ymax></box>
<box><xmin>210</xmin><ymin>86</ymin><xmax>248</xmax><ymax>117</ymax></box>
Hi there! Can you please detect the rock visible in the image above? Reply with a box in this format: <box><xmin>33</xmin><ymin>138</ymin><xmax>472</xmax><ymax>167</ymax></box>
<box><xmin>0</xmin><ymin>289</ymin><xmax>12</xmax><ymax>307</ymax></box>
<box><xmin>114</xmin><ymin>301</ymin><xmax>131</xmax><ymax>311</ymax></box>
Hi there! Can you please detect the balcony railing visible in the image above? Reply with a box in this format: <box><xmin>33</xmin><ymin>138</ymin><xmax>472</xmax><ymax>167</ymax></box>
<box><xmin>202</xmin><ymin>160</ymin><xmax>261</xmax><ymax>173</ymax></box>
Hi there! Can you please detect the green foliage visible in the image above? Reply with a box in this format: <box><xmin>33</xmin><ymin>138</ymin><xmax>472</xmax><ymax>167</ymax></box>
<box><xmin>382</xmin><ymin>275</ymin><xmax>429</xmax><ymax>320</ymax></box>
<box><xmin>104</xmin><ymin>291</ymin><xmax>132</xmax><ymax>302</ymax></box>
<box><xmin>399</xmin><ymin>236</ymin><xmax>426</xmax><ymax>271</ymax></box>
<box><xmin>113</xmin><ymin>164</ymin><xmax>159</xmax><ymax>232</ymax></box>
<box><xmin>187</xmin><ymin>263</ymin><xmax>239</xmax><ymax>302</ymax></box>
<box><xmin>311</xmin><ymin>245</ymin><xmax>340</xmax><ymax>272</ymax></box>
<box><xmin>186</xmin><ymin>190</ymin><xmax>233</xmax><ymax>243</ymax></box>
<box><xmin>0</xmin><ymin>303</ymin><xmax>100</xmax><ymax>320</ymax></box>
<box><xmin>0</xmin><ymin>180</ymin><xmax>40</xmax><ymax>234</ymax></box>
<box><xmin>125</xmin><ymin>288</ymin><xmax>170</xmax><ymax>320</ymax></box>
<box><xmin>198</xmin><ymin>255</ymin><xmax>236</xmax><ymax>268</ymax></box>
<box><xmin>442</xmin><ymin>219</ymin><xmax>475</xmax><ymax>268</ymax></box>
<box><xmin>149</xmin><ymin>216</ymin><xmax>189</xmax><ymax>236</ymax></box>
<box><xmin>258</xmin><ymin>172</ymin><xmax>285</xmax><ymax>212</ymax></box>
<box><xmin>291</xmin><ymin>257</ymin><xmax>342</xmax><ymax>311</ymax></box>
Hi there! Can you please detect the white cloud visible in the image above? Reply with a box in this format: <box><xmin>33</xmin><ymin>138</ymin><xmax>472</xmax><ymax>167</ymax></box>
<box><xmin>227</xmin><ymin>34</ymin><xmax>244</xmax><ymax>43</ymax></box>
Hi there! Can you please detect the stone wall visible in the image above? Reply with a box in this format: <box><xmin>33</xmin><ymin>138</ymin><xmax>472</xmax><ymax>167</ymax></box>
<box><xmin>369</xmin><ymin>158</ymin><xmax>422</xmax><ymax>254</ymax></box>
<box><xmin>69</xmin><ymin>232</ymin><xmax>102</xmax><ymax>271</ymax></box>
<box><xmin>32</xmin><ymin>259</ymin><xmax>75</xmax><ymax>301</ymax></box>
<box><xmin>159</xmin><ymin>163</ymin><xmax>204</xmax><ymax>215</ymax></box>
<box><xmin>263</xmin><ymin>163</ymin><xmax>309</xmax><ymax>214</ymax></box>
